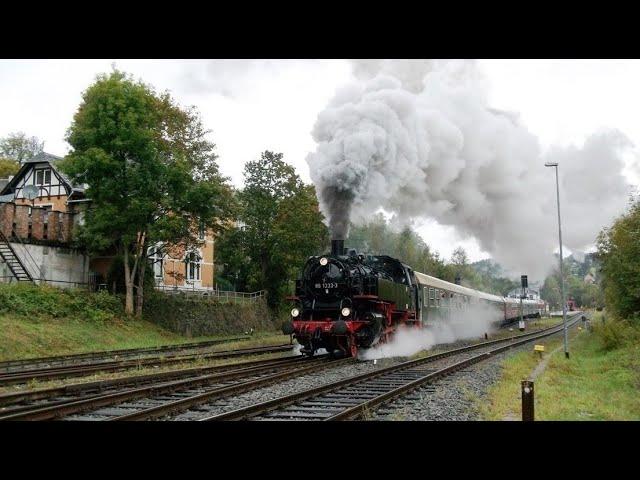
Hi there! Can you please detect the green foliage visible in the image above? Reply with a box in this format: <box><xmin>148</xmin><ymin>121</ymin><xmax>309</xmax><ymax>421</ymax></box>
<box><xmin>540</xmin><ymin>255</ymin><xmax>605</xmax><ymax>310</ymax></box>
<box><xmin>0</xmin><ymin>132</ymin><xmax>44</xmax><ymax>164</ymax></box>
<box><xmin>0</xmin><ymin>283</ymin><xmax>123</xmax><ymax>322</ymax></box>
<box><xmin>106</xmin><ymin>255</ymin><xmax>155</xmax><ymax>295</ymax></box>
<box><xmin>215</xmin><ymin>151</ymin><xmax>329</xmax><ymax>309</ymax></box>
<box><xmin>0</xmin><ymin>157</ymin><xmax>20</xmax><ymax>178</ymax></box>
<box><xmin>451</xmin><ymin>246</ymin><xmax>469</xmax><ymax>266</ymax></box>
<box><xmin>349</xmin><ymin>217</ymin><xmax>518</xmax><ymax>295</ymax></box>
<box><xmin>592</xmin><ymin>312</ymin><xmax>640</xmax><ymax>351</ymax></box>
<box><xmin>540</xmin><ymin>274</ymin><xmax>561</xmax><ymax>308</ymax></box>
<box><xmin>348</xmin><ymin>215</ymin><xmax>452</xmax><ymax>280</ymax></box>
<box><xmin>597</xmin><ymin>196</ymin><xmax>640</xmax><ymax>319</ymax></box>
<box><xmin>214</xmin><ymin>273</ymin><xmax>234</xmax><ymax>291</ymax></box>
<box><xmin>59</xmin><ymin>69</ymin><xmax>235</xmax><ymax>314</ymax></box>
<box><xmin>143</xmin><ymin>291</ymin><xmax>275</xmax><ymax>336</ymax></box>
<box><xmin>61</xmin><ymin>69</ymin><xmax>234</xmax><ymax>253</ymax></box>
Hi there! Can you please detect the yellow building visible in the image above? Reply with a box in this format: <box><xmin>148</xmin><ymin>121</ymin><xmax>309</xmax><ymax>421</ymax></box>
<box><xmin>149</xmin><ymin>230</ymin><xmax>216</xmax><ymax>290</ymax></box>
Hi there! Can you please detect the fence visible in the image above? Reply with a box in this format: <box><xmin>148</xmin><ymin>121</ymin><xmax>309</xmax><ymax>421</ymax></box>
<box><xmin>0</xmin><ymin>275</ymin><xmax>90</xmax><ymax>289</ymax></box>
<box><xmin>154</xmin><ymin>284</ymin><xmax>266</xmax><ymax>304</ymax></box>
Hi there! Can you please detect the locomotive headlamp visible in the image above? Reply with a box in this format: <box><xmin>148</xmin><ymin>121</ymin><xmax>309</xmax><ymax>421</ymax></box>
<box><xmin>319</xmin><ymin>257</ymin><xmax>328</xmax><ymax>266</ymax></box>
<box><xmin>291</xmin><ymin>308</ymin><xmax>300</xmax><ymax>318</ymax></box>
<box><xmin>341</xmin><ymin>307</ymin><xmax>351</xmax><ymax>317</ymax></box>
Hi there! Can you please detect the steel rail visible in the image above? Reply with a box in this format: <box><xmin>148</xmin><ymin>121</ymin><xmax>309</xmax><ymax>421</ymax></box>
<box><xmin>200</xmin><ymin>313</ymin><xmax>583</xmax><ymax>421</ymax></box>
<box><xmin>0</xmin><ymin>336</ymin><xmax>251</xmax><ymax>372</ymax></box>
<box><xmin>107</xmin><ymin>357</ymin><xmax>353</xmax><ymax>421</ymax></box>
<box><xmin>0</xmin><ymin>344</ymin><xmax>293</xmax><ymax>386</ymax></box>
<box><xmin>0</xmin><ymin>355</ymin><xmax>309</xmax><ymax>413</ymax></box>
<box><xmin>0</xmin><ymin>355</ymin><xmax>332</xmax><ymax>421</ymax></box>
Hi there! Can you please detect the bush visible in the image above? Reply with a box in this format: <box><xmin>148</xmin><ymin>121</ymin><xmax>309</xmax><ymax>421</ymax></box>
<box><xmin>143</xmin><ymin>291</ymin><xmax>276</xmax><ymax>336</ymax></box>
<box><xmin>593</xmin><ymin>317</ymin><xmax>640</xmax><ymax>351</ymax></box>
<box><xmin>0</xmin><ymin>283</ymin><xmax>123</xmax><ymax>322</ymax></box>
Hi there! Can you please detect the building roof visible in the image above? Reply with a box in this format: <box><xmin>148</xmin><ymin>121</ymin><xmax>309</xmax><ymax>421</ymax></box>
<box><xmin>24</xmin><ymin>152</ymin><xmax>63</xmax><ymax>164</ymax></box>
<box><xmin>0</xmin><ymin>152</ymin><xmax>85</xmax><ymax>199</ymax></box>
<box><xmin>0</xmin><ymin>193</ymin><xmax>15</xmax><ymax>203</ymax></box>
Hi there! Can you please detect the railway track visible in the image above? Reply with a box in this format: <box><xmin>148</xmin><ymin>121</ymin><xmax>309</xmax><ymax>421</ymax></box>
<box><xmin>199</xmin><ymin>312</ymin><xmax>584</xmax><ymax>421</ymax></box>
<box><xmin>0</xmin><ymin>336</ymin><xmax>252</xmax><ymax>374</ymax></box>
<box><xmin>0</xmin><ymin>354</ymin><xmax>351</xmax><ymax>421</ymax></box>
<box><xmin>0</xmin><ymin>344</ymin><xmax>293</xmax><ymax>386</ymax></box>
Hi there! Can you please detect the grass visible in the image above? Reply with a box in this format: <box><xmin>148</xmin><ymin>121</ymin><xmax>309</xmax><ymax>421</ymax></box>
<box><xmin>479</xmin><ymin>312</ymin><xmax>640</xmax><ymax>420</ymax></box>
<box><xmin>0</xmin><ymin>283</ymin><xmax>283</xmax><ymax>362</ymax></box>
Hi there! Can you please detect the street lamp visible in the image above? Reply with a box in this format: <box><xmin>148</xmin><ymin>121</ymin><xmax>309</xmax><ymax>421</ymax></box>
<box><xmin>544</xmin><ymin>161</ymin><xmax>569</xmax><ymax>359</ymax></box>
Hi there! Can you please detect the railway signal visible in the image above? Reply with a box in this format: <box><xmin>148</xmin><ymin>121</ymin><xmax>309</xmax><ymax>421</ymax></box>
<box><xmin>519</xmin><ymin>275</ymin><xmax>528</xmax><ymax>331</ymax></box>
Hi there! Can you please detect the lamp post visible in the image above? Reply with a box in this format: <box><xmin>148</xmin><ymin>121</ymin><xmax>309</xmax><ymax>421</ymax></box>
<box><xmin>544</xmin><ymin>161</ymin><xmax>569</xmax><ymax>359</ymax></box>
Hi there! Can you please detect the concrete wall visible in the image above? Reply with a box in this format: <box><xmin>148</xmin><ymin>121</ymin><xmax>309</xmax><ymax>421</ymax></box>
<box><xmin>0</xmin><ymin>242</ymin><xmax>89</xmax><ymax>287</ymax></box>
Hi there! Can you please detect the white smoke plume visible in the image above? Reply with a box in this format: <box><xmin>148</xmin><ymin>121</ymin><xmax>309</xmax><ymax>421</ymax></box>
<box><xmin>307</xmin><ymin>59</ymin><xmax>635</xmax><ymax>278</ymax></box>
<box><xmin>360</xmin><ymin>302</ymin><xmax>501</xmax><ymax>360</ymax></box>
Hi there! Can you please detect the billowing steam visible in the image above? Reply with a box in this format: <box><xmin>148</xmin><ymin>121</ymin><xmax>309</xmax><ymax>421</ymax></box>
<box><xmin>307</xmin><ymin>60</ymin><xmax>636</xmax><ymax>278</ymax></box>
<box><xmin>360</xmin><ymin>302</ymin><xmax>502</xmax><ymax>360</ymax></box>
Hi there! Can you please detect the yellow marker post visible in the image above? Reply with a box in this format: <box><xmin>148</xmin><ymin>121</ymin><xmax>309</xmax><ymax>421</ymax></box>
<box><xmin>534</xmin><ymin>344</ymin><xmax>545</xmax><ymax>359</ymax></box>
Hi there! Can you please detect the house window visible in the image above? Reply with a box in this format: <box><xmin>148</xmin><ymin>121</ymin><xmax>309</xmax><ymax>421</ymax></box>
<box><xmin>34</xmin><ymin>169</ymin><xmax>52</xmax><ymax>186</ymax></box>
<box><xmin>185</xmin><ymin>252</ymin><xmax>201</xmax><ymax>281</ymax></box>
<box><xmin>148</xmin><ymin>246</ymin><xmax>164</xmax><ymax>278</ymax></box>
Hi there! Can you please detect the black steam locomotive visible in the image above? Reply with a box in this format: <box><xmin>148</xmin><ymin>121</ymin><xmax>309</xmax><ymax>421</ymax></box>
<box><xmin>283</xmin><ymin>239</ymin><xmax>419</xmax><ymax>357</ymax></box>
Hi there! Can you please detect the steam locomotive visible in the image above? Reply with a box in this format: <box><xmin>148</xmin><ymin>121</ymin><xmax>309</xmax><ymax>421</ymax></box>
<box><xmin>282</xmin><ymin>239</ymin><xmax>545</xmax><ymax>357</ymax></box>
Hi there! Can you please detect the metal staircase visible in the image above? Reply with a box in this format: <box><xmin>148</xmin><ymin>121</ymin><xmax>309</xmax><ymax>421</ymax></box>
<box><xmin>0</xmin><ymin>231</ymin><xmax>33</xmax><ymax>282</ymax></box>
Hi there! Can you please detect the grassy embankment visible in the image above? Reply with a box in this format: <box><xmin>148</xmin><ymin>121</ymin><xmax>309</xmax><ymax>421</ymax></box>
<box><xmin>0</xmin><ymin>283</ymin><xmax>283</xmax><ymax>362</ymax></box>
<box><xmin>478</xmin><ymin>311</ymin><xmax>640</xmax><ymax>420</ymax></box>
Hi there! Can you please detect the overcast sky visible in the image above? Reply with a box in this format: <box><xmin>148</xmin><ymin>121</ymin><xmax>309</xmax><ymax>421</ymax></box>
<box><xmin>1</xmin><ymin>59</ymin><xmax>639</xmax><ymax>263</ymax></box>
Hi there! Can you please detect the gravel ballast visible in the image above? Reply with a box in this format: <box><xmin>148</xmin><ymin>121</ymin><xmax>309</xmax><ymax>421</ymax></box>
<box><xmin>166</xmin><ymin>321</ymin><xmax>572</xmax><ymax>421</ymax></box>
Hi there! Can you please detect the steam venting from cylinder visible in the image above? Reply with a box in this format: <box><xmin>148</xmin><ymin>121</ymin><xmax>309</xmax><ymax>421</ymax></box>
<box><xmin>331</xmin><ymin>239</ymin><xmax>345</xmax><ymax>256</ymax></box>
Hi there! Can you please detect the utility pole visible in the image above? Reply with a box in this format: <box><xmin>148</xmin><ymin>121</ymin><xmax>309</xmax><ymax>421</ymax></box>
<box><xmin>545</xmin><ymin>162</ymin><xmax>569</xmax><ymax>359</ymax></box>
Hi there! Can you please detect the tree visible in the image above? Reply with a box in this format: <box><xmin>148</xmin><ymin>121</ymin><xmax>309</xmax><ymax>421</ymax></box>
<box><xmin>61</xmin><ymin>70</ymin><xmax>235</xmax><ymax>316</ymax></box>
<box><xmin>215</xmin><ymin>151</ymin><xmax>328</xmax><ymax>309</ymax></box>
<box><xmin>597</xmin><ymin>196</ymin><xmax>640</xmax><ymax>319</ymax></box>
<box><xmin>0</xmin><ymin>158</ymin><xmax>20</xmax><ymax>178</ymax></box>
<box><xmin>451</xmin><ymin>247</ymin><xmax>469</xmax><ymax>266</ymax></box>
<box><xmin>0</xmin><ymin>132</ymin><xmax>44</xmax><ymax>164</ymax></box>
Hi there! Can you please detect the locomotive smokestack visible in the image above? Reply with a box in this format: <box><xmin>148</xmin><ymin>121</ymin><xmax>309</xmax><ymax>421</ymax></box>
<box><xmin>331</xmin><ymin>239</ymin><xmax>345</xmax><ymax>256</ymax></box>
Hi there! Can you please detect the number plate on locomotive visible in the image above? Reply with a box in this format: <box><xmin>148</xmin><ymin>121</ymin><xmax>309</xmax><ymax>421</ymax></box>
<box><xmin>315</xmin><ymin>283</ymin><xmax>338</xmax><ymax>289</ymax></box>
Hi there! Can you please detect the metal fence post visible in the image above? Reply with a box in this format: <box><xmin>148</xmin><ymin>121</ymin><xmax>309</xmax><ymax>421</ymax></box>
<box><xmin>521</xmin><ymin>380</ymin><xmax>534</xmax><ymax>421</ymax></box>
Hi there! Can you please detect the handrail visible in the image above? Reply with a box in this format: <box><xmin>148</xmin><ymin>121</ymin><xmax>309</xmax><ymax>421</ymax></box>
<box><xmin>0</xmin><ymin>230</ymin><xmax>35</xmax><ymax>282</ymax></box>
<box><xmin>153</xmin><ymin>285</ymin><xmax>266</xmax><ymax>302</ymax></box>
<box><xmin>8</xmin><ymin>228</ymin><xmax>43</xmax><ymax>281</ymax></box>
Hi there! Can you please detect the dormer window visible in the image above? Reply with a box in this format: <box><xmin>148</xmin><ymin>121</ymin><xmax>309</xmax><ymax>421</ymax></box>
<box><xmin>34</xmin><ymin>168</ymin><xmax>51</xmax><ymax>186</ymax></box>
